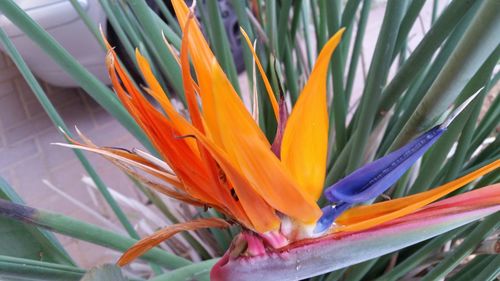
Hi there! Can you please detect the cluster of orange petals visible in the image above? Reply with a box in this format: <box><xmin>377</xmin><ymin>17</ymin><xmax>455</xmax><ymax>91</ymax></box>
<box><xmin>102</xmin><ymin>0</ymin><xmax>345</xmax><ymax>233</ymax></box>
<box><xmin>91</xmin><ymin>0</ymin><xmax>500</xmax><ymax>239</ymax></box>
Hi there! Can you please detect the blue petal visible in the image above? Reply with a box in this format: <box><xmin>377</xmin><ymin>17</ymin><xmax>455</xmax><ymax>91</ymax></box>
<box><xmin>324</xmin><ymin>125</ymin><xmax>444</xmax><ymax>204</ymax></box>
<box><xmin>314</xmin><ymin>202</ymin><xmax>351</xmax><ymax>233</ymax></box>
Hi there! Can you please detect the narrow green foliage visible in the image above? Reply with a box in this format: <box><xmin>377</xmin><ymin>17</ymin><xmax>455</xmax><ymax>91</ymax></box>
<box><xmin>344</xmin><ymin>0</ymin><xmax>371</xmax><ymax>102</ymax></box>
<box><xmin>149</xmin><ymin>259</ymin><xmax>218</xmax><ymax>281</ymax></box>
<box><xmin>376</xmin><ymin>226</ymin><xmax>469</xmax><ymax>281</ymax></box>
<box><xmin>0</xmin><ymin>27</ymin><xmax>149</xmax><ymax>244</ymax></box>
<box><xmin>0</xmin><ymin>198</ymin><xmax>190</xmax><ymax>269</ymax></box>
<box><xmin>378</xmin><ymin>2</ymin><xmax>479</xmax><ymax>155</ymax></box>
<box><xmin>347</xmin><ymin>0</ymin><xmax>406</xmax><ymax>172</ymax></box>
<box><xmin>392</xmin><ymin>0</ymin><xmax>500</xmax><ymax>148</ymax></box>
<box><xmin>409</xmin><ymin>49</ymin><xmax>497</xmax><ymax>194</ymax></box>
<box><xmin>153</xmin><ymin>0</ymin><xmax>182</xmax><ymax>35</ymax></box>
<box><xmin>421</xmin><ymin>213</ymin><xmax>500</xmax><ymax>281</ymax></box>
<box><xmin>0</xmin><ymin>0</ymin><xmax>154</xmax><ymax>151</ymax></box>
<box><xmin>468</xmin><ymin>92</ymin><xmax>500</xmax><ymax>156</ymax></box>
<box><xmin>126</xmin><ymin>0</ymin><xmax>183</xmax><ymax>95</ymax></box>
<box><xmin>342</xmin><ymin>259</ymin><xmax>379</xmax><ymax>281</ymax></box>
<box><xmin>99</xmin><ymin>0</ymin><xmax>138</xmax><ymax>65</ymax></box>
<box><xmin>392</xmin><ymin>0</ymin><xmax>425</xmax><ymax>60</ymax></box>
<box><xmin>202</xmin><ymin>0</ymin><xmax>241</xmax><ymax>94</ymax></box>
<box><xmin>0</xmin><ymin>178</ymin><xmax>74</xmax><ymax>265</ymax></box>
<box><xmin>301</xmin><ymin>0</ymin><xmax>314</xmax><ymax>70</ymax></box>
<box><xmin>0</xmin><ymin>256</ymin><xmax>84</xmax><ymax>281</ymax></box>
<box><xmin>289</xmin><ymin>0</ymin><xmax>303</xmax><ymax>44</ymax></box>
<box><xmin>447</xmin><ymin>255</ymin><xmax>495</xmax><ymax>281</ymax></box>
<box><xmin>282</xmin><ymin>38</ymin><xmax>300</xmax><ymax>102</ymax></box>
<box><xmin>276</xmin><ymin>0</ymin><xmax>293</xmax><ymax>59</ymax></box>
<box><xmin>69</xmin><ymin>0</ymin><xmax>105</xmax><ymax>49</ymax></box>
<box><xmin>324</xmin><ymin>269</ymin><xmax>347</xmax><ymax>281</ymax></box>
<box><xmin>378</xmin><ymin>0</ymin><xmax>478</xmax><ymax>122</ymax></box>
<box><xmin>0</xmin><ymin>27</ymin><xmax>167</xmax><ymax>275</ymax></box>
<box><xmin>326</xmin><ymin>0</ymin><xmax>348</xmax><ymax>151</ymax></box>
<box><xmin>229</xmin><ymin>0</ymin><xmax>258</xmax><ymax>92</ymax></box>
<box><xmin>474</xmin><ymin>255</ymin><xmax>500</xmax><ymax>281</ymax></box>
<box><xmin>81</xmin><ymin>264</ymin><xmax>127</xmax><ymax>281</ymax></box>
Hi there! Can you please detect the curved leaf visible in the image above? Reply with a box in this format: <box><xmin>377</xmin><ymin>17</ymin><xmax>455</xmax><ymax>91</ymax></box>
<box><xmin>0</xmin><ymin>255</ymin><xmax>84</xmax><ymax>281</ymax></box>
<box><xmin>0</xmin><ymin>178</ymin><xmax>73</xmax><ymax>265</ymax></box>
<box><xmin>81</xmin><ymin>264</ymin><xmax>126</xmax><ymax>281</ymax></box>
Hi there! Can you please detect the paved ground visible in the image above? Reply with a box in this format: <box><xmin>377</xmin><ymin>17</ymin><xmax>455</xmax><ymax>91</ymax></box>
<box><xmin>0</xmin><ymin>1</ymin><xmax>444</xmax><ymax>269</ymax></box>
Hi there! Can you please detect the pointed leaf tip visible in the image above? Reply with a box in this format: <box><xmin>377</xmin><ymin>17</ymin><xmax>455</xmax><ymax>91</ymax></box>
<box><xmin>440</xmin><ymin>86</ymin><xmax>484</xmax><ymax>129</ymax></box>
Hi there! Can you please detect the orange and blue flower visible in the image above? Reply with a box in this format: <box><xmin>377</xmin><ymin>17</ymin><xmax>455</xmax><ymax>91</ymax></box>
<box><xmin>57</xmin><ymin>1</ymin><xmax>500</xmax><ymax>280</ymax></box>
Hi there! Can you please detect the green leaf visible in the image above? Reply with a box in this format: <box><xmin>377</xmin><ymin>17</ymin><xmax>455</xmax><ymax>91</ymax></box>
<box><xmin>0</xmin><ymin>0</ymin><xmax>154</xmax><ymax>152</ymax></box>
<box><xmin>420</xmin><ymin>213</ymin><xmax>500</xmax><ymax>281</ymax></box>
<box><xmin>0</xmin><ymin>178</ymin><xmax>74</xmax><ymax>265</ymax></box>
<box><xmin>0</xmin><ymin>199</ymin><xmax>190</xmax><ymax>269</ymax></box>
<box><xmin>375</xmin><ymin>225</ymin><xmax>470</xmax><ymax>281</ymax></box>
<box><xmin>149</xmin><ymin>259</ymin><xmax>218</xmax><ymax>281</ymax></box>
<box><xmin>377</xmin><ymin>0</ymin><xmax>479</xmax><ymax>121</ymax></box>
<box><xmin>276</xmin><ymin>0</ymin><xmax>293</xmax><ymax>60</ymax></box>
<box><xmin>468</xmin><ymin>93</ymin><xmax>500</xmax><ymax>155</ymax></box>
<box><xmin>344</xmin><ymin>0</ymin><xmax>371</xmax><ymax>103</ymax></box>
<box><xmin>447</xmin><ymin>255</ymin><xmax>495</xmax><ymax>281</ymax></box>
<box><xmin>326</xmin><ymin>0</ymin><xmax>347</xmax><ymax>151</ymax></box>
<box><xmin>342</xmin><ymin>259</ymin><xmax>378</xmax><ymax>281</ymax></box>
<box><xmin>69</xmin><ymin>0</ymin><xmax>104</xmax><ymax>49</ymax></box>
<box><xmin>0</xmin><ymin>255</ymin><xmax>84</xmax><ymax>281</ymax></box>
<box><xmin>473</xmin><ymin>255</ymin><xmax>500</xmax><ymax>281</ymax></box>
<box><xmin>391</xmin><ymin>0</ymin><xmax>500</xmax><ymax>148</ymax></box>
<box><xmin>408</xmin><ymin>48</ymin><xmax>497</xmax><ymax>194</ymax></box>
<box><xmin>81</xmin><ymin>264</ymin><xmax>127</xmax><ymax>281</ymax></box>
<box><xmin>392</xmin><ymin>0</ymin><xmax>425</xmax><ymax>60</ymax></box>
<box><xmin>152</xmin><ymin>0</ymin><xmax>182</xmax><ymax>36</ymax></box>
<box><xmin>346</xmin><ymin>0</ymin><xmax>406</xmax><ymax>172</ymax></box>
<box><xmin>0</xmin><ymin>23</ymin><xmax>144</xmax><ymax>240</ymax></box>
<box><xmin>125</xmin><ymin>0</ymin><xmax>183</xmax><ymax>95</ymax></box>
<box><xmin>0</xmin><ymin>18</ymin><xmax>166</xmax><ymax>275</ymax></box>
<box><xmin>200</xmin><ymin>0</ymin><xmax>241</xmax><ymax>94</ymax></box>
<box><xmin>377</xmin><ymin>1</ymin><xmax>480</xmax><ymax>156</ymax></box>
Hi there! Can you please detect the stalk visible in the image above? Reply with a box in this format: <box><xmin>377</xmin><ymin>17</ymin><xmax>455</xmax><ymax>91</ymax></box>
<box><xmin>0</xmin><ymin>256</ymin><xmax>84</xmax><ymax>281</ymax></box>
<box><xmin>0</xmin><ymin>199</ymin><xmax>190</xmax><ymax>269</ymax></box>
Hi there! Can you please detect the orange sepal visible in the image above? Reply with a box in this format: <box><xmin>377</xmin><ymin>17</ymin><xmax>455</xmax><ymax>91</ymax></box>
<box><xmin>117</xmin><ymin>218</ymin><xmax>230</xmax><ymax>266</ymax></box>
<box><xmin>281</xmin><ymin>28</ymin><xmax>345</xmax><ymax>200</ymax></box>
<box><xmin>159</xmin><ymin>93</ymin><xmax>281</xmax><ymax>231</ymax></box>
<box><xmin>208</xmin><ymin>60</ymin><xmax>322</xmax><ymax>225</ymax></box>
<box><xmin>336</xmin><ymin>159</ymin><xmax>500</xmax><ymax>232</ymax></box>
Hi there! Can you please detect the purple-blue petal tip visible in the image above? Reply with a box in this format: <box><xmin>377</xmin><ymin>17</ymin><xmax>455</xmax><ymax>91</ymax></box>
<box><xmin>316</xmin><ymin>90</ymin><xmax>482</xmax><ymax>234</ymax></box>
<box><xmin>314</xmin><ymin>203</ymin><xmax>351</xmax><ymax>233</ymax></box>
<box><xmin>324</xmin><ymin>126</ymin><xmax>445</xmax><ymax>205</ymax></box>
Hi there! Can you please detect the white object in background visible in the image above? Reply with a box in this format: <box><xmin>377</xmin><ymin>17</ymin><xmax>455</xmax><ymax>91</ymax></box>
<box><xmin>0</xmin><ymin>0</ymin><xmax>109</xmax><ymax>87</ymax></box>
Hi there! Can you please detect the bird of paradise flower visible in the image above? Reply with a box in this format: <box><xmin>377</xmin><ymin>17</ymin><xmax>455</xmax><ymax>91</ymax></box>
<box><xmin>56</xmin><ymin>0</ymin><xmax>500</xmax><ymax>280</ymax></box>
